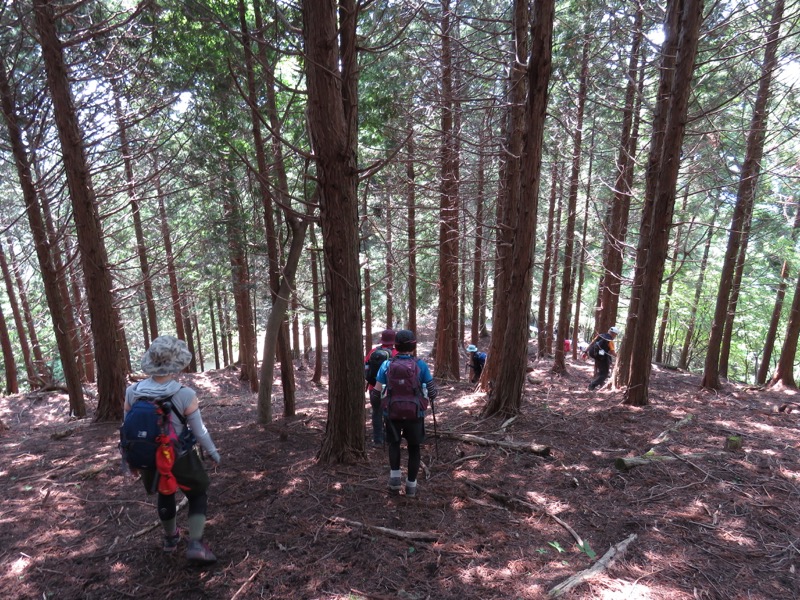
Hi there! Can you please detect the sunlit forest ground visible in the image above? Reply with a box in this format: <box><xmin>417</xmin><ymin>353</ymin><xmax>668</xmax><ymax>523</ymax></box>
<box><xmin>1</xmin><ymin>337</ymin><xmax>799</xmax><ymax>599</ymax></box>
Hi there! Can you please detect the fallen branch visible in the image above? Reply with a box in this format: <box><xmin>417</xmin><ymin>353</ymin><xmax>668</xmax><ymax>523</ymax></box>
<box><xmin>327</xmin><ymin>516</ymin><xmax>439</xmax><ymax>542</ymax></box>
<box><xmin>650</xmin><ymin>414</ymin><xmax>694</xmax><ymax>446</ymax></box>
<box><xmin>438</xmin><ymin>430</ymin><xmax>550</xmax><ymax>456</ymax></box>
<box><xmin>464</xmin><ymin>481</ymin><xmax>584</xmax><ymax>547</ymax></box>
<box><xmin>231</xmin><ymin>563</ymin><xmax>264</xmax><ymax>600</ymax></box>
<box><xmin>548</xmin><ymin>533</ymin><xmax>637</xmax><ymax>597</ymax></box>
<box><xmin>614</xmin><ymin>451</ymin><xmax>728</xmax><ymax>472</ymax></box>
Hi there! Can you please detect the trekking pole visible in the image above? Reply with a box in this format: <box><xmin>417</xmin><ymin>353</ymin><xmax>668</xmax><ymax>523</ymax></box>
<box><xmin>424</xmin><ymin>383</ymin><xmax>439</xmax><ymax>461</ymax></box>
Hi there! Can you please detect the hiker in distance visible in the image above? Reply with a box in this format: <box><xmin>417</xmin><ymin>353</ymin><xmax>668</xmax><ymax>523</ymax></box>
<box><xmin>373</xmin><ymin>329</ymin><xmax>437</xmax><ymax>498</ymax></box>
<box><xmin>584</xmin><ymin>326</ymin><xmax>620</xmax><ymax>391</ymax></box>
<box><xmin>466</xmin><ymin>344</ymin><xmax>486</xmax><ymax>384</ymax></box>
<box><xmin>122</xmin><ymin>335</ymin><xmax>221</xmax><ymax>564</ymax></box>
<box><xmin>364</xmin><ymin>328</ymin><xmax>397</xmax><ymax>446</ymax></box>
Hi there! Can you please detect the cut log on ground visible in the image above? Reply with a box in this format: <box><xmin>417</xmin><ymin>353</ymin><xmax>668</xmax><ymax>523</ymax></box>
<box><xmin>614</xmin><ymin>451</ymin><xmax>728</xmax><ymax>472</ymax></box>
<box><xmin>548</xmin><ymin>533</ymin><xmax>637</xmax><ymax>597</ymax></box>
<box><xmin>327</xmin><ymin>516</ymin><xmax>439</xmax><ymax>542</ymax></box>
<box><xmin>439</xmin><ymin>431</ymin><xmax>550</xmax><ymax>456</ymax></box>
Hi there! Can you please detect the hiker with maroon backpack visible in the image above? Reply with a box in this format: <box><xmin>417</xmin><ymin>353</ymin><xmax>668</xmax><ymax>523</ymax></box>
<box><xmin>122</xmin><ymin>336</ymin><xmax>220</xmax><ymax>565</ymax></box>
<box><xmin>373</xmin><ymin>329</ymin><xmax>437</xmax><ymax>498</ymax></box>
<box><xmin>364</xmin><ymin>329</ymin><xmax>397</xmax><ymax>446</ymax></box>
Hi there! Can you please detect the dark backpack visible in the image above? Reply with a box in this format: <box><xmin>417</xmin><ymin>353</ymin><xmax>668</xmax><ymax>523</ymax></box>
<box><xmin>365</xmin><ymin>347</ymin><xmax>391</xmax><ymax>386</ymax></box>
<box><xmin>119</xmin><ymin>389</ymin><xmax>195</xmax><ymax>470</ymax></box>
<box><xmin>382</xmin><ymin>357</ymin><xmax>428</xmax><ymax>420</ymax></box>
<box><xmin>587</xmin><ymin>336</ymin><xmax>608</xmax><ymax>359</ymax></box>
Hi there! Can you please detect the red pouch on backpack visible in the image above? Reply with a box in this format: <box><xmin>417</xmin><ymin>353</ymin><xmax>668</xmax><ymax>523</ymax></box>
<box><xmin>155</xmin><ymin>436</ymin><xmax>178</xmax><ymax>495</ymax></box>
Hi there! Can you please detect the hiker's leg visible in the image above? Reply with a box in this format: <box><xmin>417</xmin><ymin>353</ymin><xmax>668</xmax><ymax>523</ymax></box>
<box><xmin>157</xmin><ymin>492</ymin><xmax>178</xmax><ymax>535</ymax></box>
<box><xmin>369</xmin><ymin>389</ymin><xmax>383</xmax><ymax>444</ymax></box>
<box><xmin>186</xmin><ymin>491</ymin><xmax>209</xmax><ymax>541</ymax></box>
<box><xmin>407</xmin><ymin>443</ymin><xmax>421</xmax><ymax>482</ymax></box>
<box><xmin>386</xmin><ymin>418</ymin><xmax>402</xmax><ymax>470</ymax></box>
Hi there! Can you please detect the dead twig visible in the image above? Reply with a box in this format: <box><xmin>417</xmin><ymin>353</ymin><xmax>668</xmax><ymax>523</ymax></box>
<box><xmin>230</xmin><ymin>562</ymin><xmax>264</xmax><ymax>600</ymax></box>
<box><xmin>327</xmin><ymin>516</ymin><xmax>439</xmax><ymax>542</ymax></box>
<box><xmin>548</xmin><ymin>533</ymin><xmax>637</xmax><ymax>597</ymax></box>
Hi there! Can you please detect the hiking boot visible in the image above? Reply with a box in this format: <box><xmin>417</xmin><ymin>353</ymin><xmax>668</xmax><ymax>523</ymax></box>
<box><xmin>405</xmin><ymin>484</ymin><xmax>417</xmax><ymax>498</ymax></box>
<box><xmin>163</xmin><ymin>527</ymin><xmax>182</xmax><ymax>553</ymax></box>
<box><xmin>186</xmin><ymin>539</ymin><xmax>217</xmax><ymax>565</ymax></box>
<box><xmin>388</xmin><ymin>476</ymin><xmax>402</xmax><ymax>494</ymax></box>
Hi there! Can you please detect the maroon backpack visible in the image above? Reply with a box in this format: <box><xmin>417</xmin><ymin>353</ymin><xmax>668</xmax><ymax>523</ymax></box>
<box><xmin>382</xmin><ymin>357</ymin><xmax>428</xmax><ymax>420</ymax></box>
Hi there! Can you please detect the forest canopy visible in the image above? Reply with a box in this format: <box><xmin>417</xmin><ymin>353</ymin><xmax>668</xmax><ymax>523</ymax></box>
<box><xmin>0</xmin><ymin>0</ymin><xmax>798</xmax><ymax>428</ymax></box>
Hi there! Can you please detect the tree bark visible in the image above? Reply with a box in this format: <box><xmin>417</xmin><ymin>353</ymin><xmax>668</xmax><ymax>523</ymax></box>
<box><xmin>702</xmin><ymin>0</ymin><xmax>784</xmax><ymax>389</ymax></box>
<box><xmin>482</xmin><ymin>0</ymin><xmax>528</xmax><ymax>387</ymax></box>
<box><xmin>406</xmin><ymin>132</ymin><xmax>418</xmax><ymax>334</ymax></box>
<box><xmin>0</xmin><ymin>240</ymin><xmax>34</xmax><ymax>383</ymax></box>
<box><xmin>113</xmin><ymin>85</ymin><xmax>158</xmax><ymax>346</ymax></box>
<box><xmin>757</xmin><ymin>210</ymin><xmax>800</xmax><ymax>382</ymax></box>
<box><xmin>678</xmin><ymin>197</ymin><xmax>720</xmax><ymax>369</ymax></box>
<box><xmin>304</xmin><ymin>0</ymin><xmax>366</xmax><ymax>463</ymax></box>
<box><xmin>537</xmin><ymin>161</ymin><xmax>558</xmax><ymax>357</ymax></box>
<box><xmin>34</xmin><ymin>0</ymin><xmax>127</xmax><ymax>420</ymax></box>
<box><xmin>623</xmin><ymin>0</ymin><xmax>704</xmax><ymax>407</ymax></box>
<box><xmin>553</xmin><ymin>38</ymin><xmax>589</xmax><ymax>375</ymax></box>
<box><xmin>258</xmin><ymin>221</ymin><xmax>308</xmax><ymax>423</ymax></box>
<box><xmin>0</xmin><ymin>57</ymin><xmax>85</xmax><ymax>415</ymax></box>
<box><xmin>596</xmin><ymin>5</ymin><xmax>643</xmax><ymax>335</ymax></box>
<box><xmin>434</xmin><ymin>0</ymin><xmax>461</xmax><ymax>380</ymax></box>
<box><xmin>482</xmin><ymin>0</ymin><xmax>554</xmax><ymax>417</ymax></box>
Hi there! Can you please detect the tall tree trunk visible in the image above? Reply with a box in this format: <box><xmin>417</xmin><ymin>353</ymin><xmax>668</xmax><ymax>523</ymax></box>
<box><xmin>304</xmin><ymin>0</ymin><xmax>365</xmax><ymax>463</ymax></box>
<box><xmin>757</xmin><ymin>208</ymin><xmax>800</xmax><ymax>383</ymax></box>
<box><xmin>546</xmin><ymin>190</ymin><xmax>562</xmax><ymax>355</ymax></box>
<box><xmin>471</xmin><ymin>128</ymin><xmax>487</xmax><ymax>345</ymax></box>
<box><xmin>0</xmin><ymin>297</ymin><xmax>18</xmax><ymax>394</ymax></box>
<box><xmin>386</xmin><ymin>194</ymin><xmax>394</xmax><ymax>328</ymax></box>
<box><xmin>719</xmin><ymin>202</ymin><xmax>756</xmax><ymax>378</ymax></box>
<box><xmin>482</xmin><ymin>0</ymin><xmax>554</xmax><ymax>417</ymax></box>
<box><xmin>6</xmin><ymin>238</ymin><xmax>44</xmax><ymax>367</ymax></box>
<box><xmin>0</xmin><ymin>58</ymin><xmax>85</xmax><ymax>415</ymax></box>
<box><xmin>596</xmin><ymin>4</ymin><xmax>644</xmax><ymax>334</ymax></box>
<box><xmin>434</xmin><ymin>0</ymin><xmax>461</xmax><ymax>380</ymax></box>
<box><xmin>156</xmin><ymin>167</ymin><xmax>185</xmax><ymax>340</ymax></box>
<box><xmin>406</xmin><ymin>132</ymin><xmax>418</xmax><ymax>334</ymax></box>
<box><xmin>0</xmin><ymin>240</ymin><xmax>34</xmax><ymax>383</ymax></box>
<box><xmin>623</xmin><ymin>0</ymin><xmax>703</xmax><ymax>407</ymax></box>
<box><xmin>655</xmin><ymin>186</ymin><xmax>691</xmax><ymax>364</ymax></box>
<box><xmin>34</xmin><ymin>0</ymin><xmax>127</xmax><ymax>420</ymax></box>
<box><xmin>678</xmin><ymin>197</ymin><xmax>720</xmax><ymax>369</ymax></box>
<box><xmin>770</xmin><ymin>267</ymin><xmax>800</xmax><ymax>389</ymax></box>
<box><xmin>553</xmin><ymin>37</ymin><xmax>589</xmax><ymax>375</ymax></box>
<box><xmin>310</xmin><ymin>226</ymin><xmax>324</xmax><ymax>384</ymax></box>
<box><xmin>537</xmin><ymin>161</ymin><xmax>558</xmax><ymax>357</ymax></box>
<box><xmin>216</xmin><ymin>293</ymin><xmax>229</xmax><ymax>367</ymax></box>
<box><xmin>250</xmin><ymin>0</ymin><xmax>297</xmax><ymax>412</ymax></box>
<box><xmin>482</xmin><ymin>0</ymin><xmax>528</xmax><ymax>387</ymax></box>
<box><xmin>258</xmin><ymin>222</ymin><xmax>308</xmax><ymax>422</ymax></box>
<box><xmin>572</xmin><ymin>125</ymin><xmax>595</xmax><ymax>355</ymax></box>
<box><xmin>209</xmin><ymin>293</ymin><xmax>221</xmax><ymax>370</ymax></box>
<box><xmin>702</xmin><ymin>0</ymin><xmax>784</xmax><ymax>389</ymax></box>
<box><xmin>223</xmin><ymin>177</ymin><xmax>258</xmax><ymax>391</ymax></box>
<box><xmin>113</xmin><ymin>86</ymin><xmax>158</xmax><ymax>346</ymax></box>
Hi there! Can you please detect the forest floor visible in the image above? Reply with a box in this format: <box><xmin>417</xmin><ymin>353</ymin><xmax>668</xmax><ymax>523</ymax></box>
<box><xmin>1</xmin><ymin>331</ymin><xmax>799</xmax><ymax>600</ymax></box>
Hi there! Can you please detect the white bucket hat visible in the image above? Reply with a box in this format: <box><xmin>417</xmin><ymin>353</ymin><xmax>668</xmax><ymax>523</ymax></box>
<box><xmin>466</xmin><ymin>344</ymin><xmax>478</xmax><ymax>352</ymax></box>
<box><xmin>141</xmin><ymin>335</ymin><xmax>192</xmax><ymax>376</ymax></box>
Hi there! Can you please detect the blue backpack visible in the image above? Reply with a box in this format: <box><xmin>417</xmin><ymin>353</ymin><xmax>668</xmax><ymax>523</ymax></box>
<box><xmin>119</xmin><ymin>388</ymin><xmax>194</xmax><ymax>470</ymax></box>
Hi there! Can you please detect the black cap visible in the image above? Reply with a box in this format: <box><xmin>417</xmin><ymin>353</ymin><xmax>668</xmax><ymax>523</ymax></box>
<box><xmin>395</xmin><ymin>329</ymin><xmax>417</xmax><ymax>350</ymax></box>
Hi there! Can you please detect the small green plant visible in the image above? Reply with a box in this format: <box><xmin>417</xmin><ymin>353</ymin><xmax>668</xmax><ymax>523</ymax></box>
<box><xmin>578</xmin><ymin>541</ymin><xmax>596</xmax><ymax>559</ymax></box>
<box><xmin>535</xmin><ymin>547</ymin><xmax>548</xmax><ymax>554</ymax></box>
<box><xmin>548</xmin><ymin>541</ymin><xmax>565</xmax><ymax>553</ymax></box>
